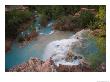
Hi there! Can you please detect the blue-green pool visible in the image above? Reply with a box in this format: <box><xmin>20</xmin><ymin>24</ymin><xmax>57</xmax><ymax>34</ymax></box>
<box><xmin>5</xmin><ymin>20</ymin><xmax>74</xmax><ymax>69</ymax></box>
<box><xmin>5</xmin><ymin>17</ymin><xmax>99</xmax><ymax>70</ymax></box>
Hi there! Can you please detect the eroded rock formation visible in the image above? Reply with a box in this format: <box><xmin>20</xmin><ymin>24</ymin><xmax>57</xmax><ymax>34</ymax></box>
<box><xmin>8</xmin><ymin>57</ymin><xmax>93</xmax><ymax>72</ymax></box>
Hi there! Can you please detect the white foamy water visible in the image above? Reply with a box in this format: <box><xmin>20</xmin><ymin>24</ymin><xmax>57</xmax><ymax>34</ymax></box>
<box><xmin>49</xmin><ymin>30</ymin><xmax>54</xmax><ymax>35</ymax></box>
<box><xmin>55</xmin><ymin>59</ymin><xmax>80</xmax><ymax>66</ymax></box>
<box><xmin>44</xmin><ymin>39</ymin><xmax>79</xmax><ymax>59</ymax></box>
<box><xmin>43</xmin><ymin>30</ymin><xmax>90</xmax><ymax>66</ymax></box>
<box><xmin>40</xmin><ymin>30</ymin><xmax>54</xmax><ymax>35</ymax></box>
<box><xmin>47</xmin><ymin>22</ymin><xmax>53</xmax><ymax>27</ymax></box>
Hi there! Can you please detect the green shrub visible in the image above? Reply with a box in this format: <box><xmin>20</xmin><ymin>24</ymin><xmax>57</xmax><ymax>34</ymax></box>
<box><xmin>79</xmin><ymin>11</ymin><xmax>96</xmax><ymax>28</ymax></box>
<box><xmin>96</xmin><ymin>6</ymin><xmax>106</xmax><ymax>29</ymax></box>
<box><xmin>70</xmin><ymin>16</ymin><xmax>82</xmax><ymax>28</ymax></box>
<box><xmin>53</xmin><ymin>15</ymin><xmax>82</xmax><ymax>31</ymax></box>
<box><xmin>87</xmin><ymin>6</ymin><xmax>106</xmax><ymax>30</ymax></box>
<box><xmin>87</xmin><ymin>53</ymin><xmax>105</xmax><ymax>71</ymax></box>
<box><xmin>54</xmin><ymin>12</ymin><xmax>96</xmax><ymax>31</ymax></box>
<box><xmin>87</xmin><ymin>20</ymin><xmax>99</xmax><ymax>30</ymax></box>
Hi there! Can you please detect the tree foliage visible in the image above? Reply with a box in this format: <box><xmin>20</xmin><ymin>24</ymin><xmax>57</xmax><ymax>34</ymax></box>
<box><xmin>5</xmin><ymin>10</ymin><xmax>32</xmax><ymax>38</ymax></box>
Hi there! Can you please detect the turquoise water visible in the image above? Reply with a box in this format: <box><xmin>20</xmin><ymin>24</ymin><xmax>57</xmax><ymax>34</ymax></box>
<box><xmin>5</xmin><ymin>32</ymin><xmax>73</xmax><ymax>69</ymax></box>
<box><xmin>5</xmin><ymin>18</ymin><xmax>54</xmax><ymax>69</ymax></box>
<box><xmin>5</xmin><ymin>32</ymin><xmax>98</xmax><ymax>70</ymax></box>
<box><xmin>5</xmin><ymin>17</ymin><xmax>98</xmax><ymax>70</ymax></box>
<box><xmin>20</xmin><ymin>17</ymin><xmax>54</xmax><ymax>36</ymax></box>
<box><xmin>5</xmin><ymin>40</ymin><xmax>44</xmax><ymax>69</ymax></box>
<box><xmin>76</xmin><ymin>38</ymin><xmax>98</xmax><ymax>55</ymax></box>
<box><xmin>5</xmin><ymin>18</ymin><xmax>73</xmax><ymax>69</ymax></box>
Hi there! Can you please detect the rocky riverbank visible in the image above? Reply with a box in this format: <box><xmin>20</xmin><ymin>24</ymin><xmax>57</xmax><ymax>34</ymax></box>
<box><xmin>17</xmin><ymin>30</ymin><xmax>38</xmax><ymax>48</ymax></box>
<box><xmin>8</xmin><ymin>57</ymin><xmax>105</xmax><ymax>72</ymax></box>
<box><xmin>8</xmin><ymin>57</ymin><xmax>92</xmax><ymax>72</ymax></box>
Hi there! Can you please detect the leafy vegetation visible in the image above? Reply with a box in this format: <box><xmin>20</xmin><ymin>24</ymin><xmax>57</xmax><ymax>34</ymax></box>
<box><xmin>53</xmin><ymin>15</ymin><xmax>82</xmax><ymax>31</ymax></box>
<box><xmin>28</xmin><ymin>5</ymin><xmax>80</xmax><ymax>19</ymax></box>
<box><xmin>5</xmin><ymin>10</ymin><xmax>32</xmax><ymax>38</ymax></box>
<box><xmin>84</xmin><ymin>6</ymin><xmax>106</xmax><ymax>71</ymax></box>
<box><xmin>78</xmin><ymin>6</ymin><xmax>106</xmax><ymax>71</ymax></box>
<box><xmin>86</xmin><ymin>35</ymin><xmax>106</xmax><ymax>71</ymax></box>
<box><xmin>80</xmin><ymin>10</ymin><xmax>96</xmax><ymax>28</ymax></box>
<box><xmin>87</xmin><ymin>6</ymin><xmax>106</xmax><ymax>30</ymax></box>
<box><xmin>6</xmin><ymin>5</ymin><xmax>106</xmax><ymax>38</ymax></box>
<box><xmin>53</xmin><ymin>10</ymin><xmax>96</xmax><ymax>31</ymax></box>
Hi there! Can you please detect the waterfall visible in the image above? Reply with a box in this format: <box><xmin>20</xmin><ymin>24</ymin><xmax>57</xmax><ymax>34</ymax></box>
<box><xmin>43</xmin><ymin>29</ymin><xmax>91</xmax><ymax>66</ymax></box>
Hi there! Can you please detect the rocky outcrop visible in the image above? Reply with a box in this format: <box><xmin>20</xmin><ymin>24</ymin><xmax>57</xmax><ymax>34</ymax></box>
<box><xmin>74</xmin><ymin>8</ymin><xmax>96</xmax><ymax>17</ymax></box>
<box><xmin>5</xmin><ymin>39</ymin><xmax>13</xmax><ymax>52</ymax></box>
<box><xmin>9</xmin><ymin>58</ymin><xmax>56</xmax><ymax>72</ymax></box>
<box><xmin>25</xmin><ymin>30</ymin><xmax>38</xmax><ymax>41</ymax></box>
<box><xmin>56</xmin><ymin>64</ymin><xmax>82</xmax><ymax>72</ymax></box>
<box><xmin>56</xmin><ymin>64</ymin><xmax>92</xmax><ymax>72</ymax></box>
<box><xmin>80</xmin><ymin>8</ymin><xmax>96</xmax><ymax>15</ymax></box>
<box><xmin>65</xmin><ymin>49</ymin><xmax>74</xmax><ymax>62</ymax></box>
<box><xmin>17</xmin><ymin>30</ymin><xmax>38</xmax><ymax>48</ymax></box>
<box><xmin>52</xmin><ymin>16</ymin><xmax>81</xmax><ymax>31</ymax></box>
<box><xmin>90</xmin><ymin>29</ymin><xmax>106</xmax><ymax>37</ymax></box>
<box><xmin>8</xmin><ymin>57</ymin><xmax>93</xmax><ymax>72</ymax></box>
<box><xmin>9</xmin><ymin>58</ymin><xmax>42</xmax><ymax>72</ymax></box>
<box><xmin>97</xmin><ymin>63</ymin><xmax>106</xmax><ymax>72</ymax></box>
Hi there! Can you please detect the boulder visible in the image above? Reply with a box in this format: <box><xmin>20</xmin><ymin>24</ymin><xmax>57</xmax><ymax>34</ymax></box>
<box><xmin>26</xmin><ymin>30</ymin><xmax>38</xmax><ymax>41</ymax></box>
<box><xmin>56</xmin><ymin>64</ymin><xmax>82</xmax><ymax>72</ymax></box>
<box><xmin>5</xmin><ymin>39</ymin><xmax>13</xmax><ymax>52</ymax></box>
<box><xmin>97</xmin><ymin>63</ymin><xmax>106</xmax><ymax>72</ymax></box>
<box><xmin>80</xmin><ymin>8</ymin><xmax>96</xmax><ymax>15</ymax></box>
<box><xmin>41</xmin><ymin>58</ymin><xmax>56</xmax><ymax>72</ymax></box>
<box><xmin>65</xmin><ymin>49</ymin><xmax>74</xmax><ymax>62</ymax></box>
<box><xmin>56</xmin><ymin>62</ymin><xmax>92</xmax><ymax>72</ymax></box>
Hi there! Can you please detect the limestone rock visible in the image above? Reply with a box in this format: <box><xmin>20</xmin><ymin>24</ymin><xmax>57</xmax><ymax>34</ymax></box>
<box><xmin>8</xmin><ymin>57</ymin><xmax>56</xmax><ymax>72</ymax></box>
<box><xmin>5</xmin><ymin>39</ymin><xmax>13</xmax><ymax>52</ymax></box>
<box><xmin>26</xmin><ymin>30</ymin><xmax>38</xmax><ymax>41</ymax></box>
<box><xmin>65</xmin><ymin>49</ymin><xmax>74</xmax><ymax>62</ymax></box>
<box><xmin>56</xmin><ymin>64</ymin><xmax>82</xmax><ymax>72</ymax></box>
<box><xmin>8</xmin><ymin>57</ymin><xmax>93</xmax><ymax>72</ymax></box>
